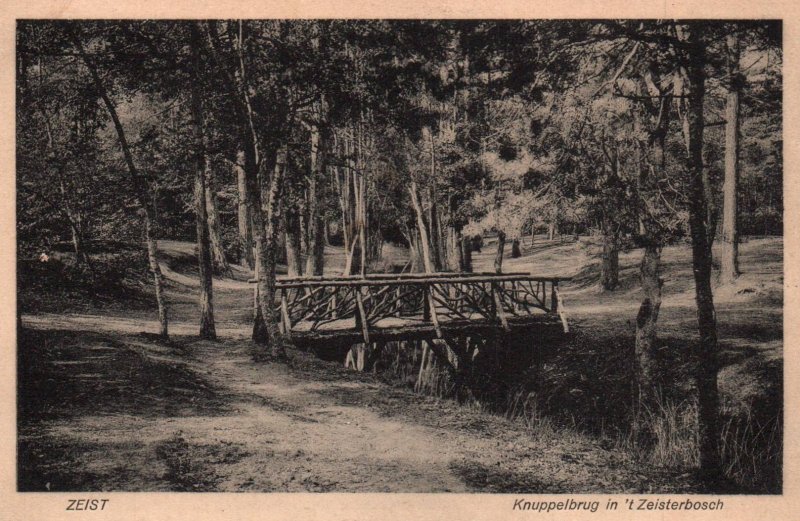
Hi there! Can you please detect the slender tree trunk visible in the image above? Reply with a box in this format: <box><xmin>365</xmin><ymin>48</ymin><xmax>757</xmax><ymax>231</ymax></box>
<box><xmin>358</xmin><ymin>205</ymin><xmax>367</xmax><ymax>276</ymax></box>
<box><xmin>683</xmin><ymin>25</ymin><xmax>721</xmax><ymax>478</ymax></box>
<box><xmin>601</xmin><ymin>226</ymin><xmax>620</xmax><ymax>291</ymax></box>
<box><xmin>244</xmin><ymin>141</ymin><xmax>267</xmax><ymax>342</ymax></box>
<box><xmin>494</xmin><ymin>230</ymin><xmax>506</xmax><ymax>274</ymax></box>
<box><xmin>190</xmin><ymin>24</ymin><xmax>216</xmax><ymax>340</ymax></box>
<box><xmin>284</xmin><ymin>208</ymin><xmax>304</xmax><ymax>277</ymax></box>
<box><xmin>221</xmin><ymin>19</ymin><xmax>268</xmax><ymax>342</ymax></box>
<box><xmin>68</xmin><ymin>220</ymin><xmax>89</xmax><ymax>265</ymax></box>
<box><xmin>421</xmin><ymin>126</ymin><xmax>443</xmax><ymax>271</ymax></box>
<box><xmin>461</xmin><ymin>235</ymin><xmax>472</xmax><ymax>273</ymax></box>
<box><xmin>721</xmin><ymin>30</ymin><xmax>741</xmax><ymax>283</ymax></box>
<box><xmin>341</xmin><ymin>132</ymin><xmax>361</xmax><ymax>275</ymax></box>
<box><xmin>144</xmin><ymin>217</ymin><xmax>168</xmax><ymax>337</ymax></box>
<box><xmin>252</xmin><ymin>249</ymin><xmax>267</xmax><ymax>343</ymax></box>
<box><xmin>57</xmin><ymin>174</ymin><xmax>90</xmax><ymax>266</ymax></box>
<box><xmin>205</xmin><ymin>159</ymin><xmax>231</xmax><ymax>276</ymax></box>
<box><xmin>305</xmin><ymin>121</ymin><xmax>326</xmax><ymax>276</ymax></box>
<box><xmin>71</xmin><ymin>29</ymin><xmax>168</xmax><ymax>338</ymax></box>
<box><xmin>448</xmin><ymin>225</ymin><xmax>463</xmax><ymax>272</ymax></box>
<box><xmin>428</xmin><ymin>188</ymin><xmax>443</xmax><ymax>271</ymax></box>
<box><xmin>235</xmin><ymin>150</ymin><xmax>255</xmax><ymax>269</ymax></box>
<box><xmin>409</xmin><ymin>180</ymin><xmax>434</xmax><ymax>273</ymax></box>
<box><xmin>256</xmin><ymin>146</ymin><xmax>290</xmax><ymax>357</ymax></box>
<box><xmin>194</xmin><ymin>163</ymin><xmax>216</xmax><ymax>339</ymax></box>
<box><xmin>356</xmin><ymin>123</ymin><xmax>368</xmax><ymax>276</ymax></box>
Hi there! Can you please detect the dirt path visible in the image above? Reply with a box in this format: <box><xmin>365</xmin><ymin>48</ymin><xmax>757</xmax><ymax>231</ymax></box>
<box><xmin>19</xmin><ymin>315</ymin><xmax>698</xmax><ymax>493</ymax></box>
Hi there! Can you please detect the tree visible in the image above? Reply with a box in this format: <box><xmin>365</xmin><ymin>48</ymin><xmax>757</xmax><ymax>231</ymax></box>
<box><xmin>189</xmin><ymin>23</ymin><xmax>216</xmax><ymax>340</ymax></box>
<box><xmin>678</xmin><ymin>21</ymin><xmax>721</xmax><ymax>477</ymax></box>
<box><xmin>69</xmin><ymin>24</ymin><xmax>170</xmax><ymax>338</ymax></box>
<box><xmin>720</xmin><ymin>28</ymin><xmax>742</xmax><ymax>283</ymax></box>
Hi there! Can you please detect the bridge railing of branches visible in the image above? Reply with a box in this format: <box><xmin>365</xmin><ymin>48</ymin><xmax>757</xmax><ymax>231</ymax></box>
<box><xmin>251</xmin><ymin>272</ymin><xmax>570</xmax><ymax>342</ymax></box>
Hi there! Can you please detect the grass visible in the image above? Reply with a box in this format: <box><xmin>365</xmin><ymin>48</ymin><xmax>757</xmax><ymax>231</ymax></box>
<box><xmin>17</xmin><ymin>236</ymin><xmax>783</xmax><ymax>493</ymax></box>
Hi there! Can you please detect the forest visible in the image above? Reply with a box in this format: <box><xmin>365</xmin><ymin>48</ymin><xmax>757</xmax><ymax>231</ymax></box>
<box><xmin>17</xmin><ymin>20</ymin><xmax>782</xmax><ymax>494</ymax></box>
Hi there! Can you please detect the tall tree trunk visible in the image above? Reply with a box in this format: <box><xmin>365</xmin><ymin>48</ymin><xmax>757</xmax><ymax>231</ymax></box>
<box><xmin>494</xmin><ymin>230</ymin><xmax>506</xmax><ymax>274</ymax></box>
<box><xmin>633</xmin><ymin>243</ymin><xmax>662</xmax><ymax>445</ymax></box>
<box><xmin>409</xmin><ymin>180</ymin><xmax>434</xmax><ymax>273</ymax></box>
<box><xmin>721</xmin><ymin>30</ymin><xmax>741</xmax><ymax>283</ymax></box>
<box><xmin>461</xmin><ymin>235</ymin><xmax>472</xmax><ymax>273</ymax></box>
<box><xmin>205</xmin><ymin>159</ymin><xmax>231</xmax><ymax>277</ymax></box>
<box><xmin>219</xmin><ymin>19</ymin><xmax>268</xmax><ymax>342</ymax></box>
<box><xmin>190</xmin><ymin>24</ymin><xmax>216</xmax><ymax>340</ymax></box>
<box><xmin>284</xmin><ymin>208</ymin><xmax>303</xmax><ymax>277</ymax></box>
<box><xmin>447</xmin><ymin>225</ymin><xmax>463</xmax><ymax>272</ymax></box>
<box><xmin>601</xmin><ymin>226</ymin><xmax>620</xmax><ymax>291</ymax></box>
<box><xmin>194</xmin><ymin>164</ymin><xmax>216</xmax><ymax>339</ymax></box>
<box><xmin>340</xmin><ymin>132</ymin><xmax>361</xmax><ymax>275</ymax></box>
<box><xmin>358</xmin><ymin>187</ymin><xmax>367</xmax><ymax>276</ymax></box>
<box><xmin>428</xmin><ymin>187</ymin><xmax>443</xmax><ymax>271</ymax></box>
<box><xmin>256</xmin><ymin>146</ymin><xmax>289</xmax><ymax>357</ymax></box>
<box><xmin>356</xmin><ymin>121</ymin><xmax>368</xmax><ymax>276</ymax></box>
<box><xmin>235</xmin><ymin>150</ymin><xmax>255</xmax><ymax>269</ymax></box>
<box><xmin>423</xmin><ymin>127</ymin><xmax>443</xmax><ymax>271</ymax></box>
<box><xmin>305</xmin><ymin>120</ymin><xmax>326</xmax><ymax>276</ymax></box>
<box><xmin>71</xmin><ymin>28</ymin><xmax>168</xmax><ymax>338</ymax></box>
<box><xmin>682</xmin><ymin>24</ymin><xmax>721</xmax><ymax>478</ymax></box>
<box><xmin>243</xmin><ymin>141</ymin><xmax>267</xmax><ymax>342</ymax></box>
<box><xmin>144</xmin><ymin>217</ymin><xmax>168</xmax><ymax>338</ymax></box>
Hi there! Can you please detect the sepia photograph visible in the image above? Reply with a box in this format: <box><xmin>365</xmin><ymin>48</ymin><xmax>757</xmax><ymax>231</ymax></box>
<box><xmin>15</xmin><ymin>18</ymin><xmax>783</xmax><ymax>499</ymax></box>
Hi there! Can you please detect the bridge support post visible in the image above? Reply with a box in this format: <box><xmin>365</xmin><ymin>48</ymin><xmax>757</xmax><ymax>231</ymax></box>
<box><xmin>423</xmin><ymin>284</ymin><xmax>431</xmax><ymax>322</ymax></box>
<box><xmin>395</xmin><ymin>286</ymin><xmax>402</xmax><ymax>317</ymax></box>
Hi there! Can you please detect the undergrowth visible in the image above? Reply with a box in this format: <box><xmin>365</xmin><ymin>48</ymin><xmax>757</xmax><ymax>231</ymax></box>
<box><xmin>366</xmin><ymin>322</ymin><xmax>782</xmax><ymax>493</ymax></box>
<box><xmin>18</xmin><ymin>251</ymin><xmax>153</xmax><ymax>313</ymax></box>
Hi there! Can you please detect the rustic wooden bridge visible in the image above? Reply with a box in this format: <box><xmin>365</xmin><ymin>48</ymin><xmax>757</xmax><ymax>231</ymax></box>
<box><xmin>253</xmin><ymin>272</ymin><xmax>570</xmax><ymax>348</ymax></box>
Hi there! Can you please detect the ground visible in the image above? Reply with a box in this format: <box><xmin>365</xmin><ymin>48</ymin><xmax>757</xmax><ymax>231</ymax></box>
<box><xmin>17</xmin><ymin>235</ymin><xmax>783</xmax><ymax>492</ymax></box>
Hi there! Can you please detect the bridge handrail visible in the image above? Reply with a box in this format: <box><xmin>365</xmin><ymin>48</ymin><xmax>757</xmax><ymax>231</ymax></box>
<box><xmin>277</xmin><ymin>271</ymin><xmax>531</xmax><ymax>282</ymax></box>
<box><xmin>249</xmin><ymin>271</ymin><xmax>532</xmax><ymax>283</ymax></box>
<box><xmin>272</xmin><ymin>274</ymin><xmax>570</xmax><ymax>289</ymax></box>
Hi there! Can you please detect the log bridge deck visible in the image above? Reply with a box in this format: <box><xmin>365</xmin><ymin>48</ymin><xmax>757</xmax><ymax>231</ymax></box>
<box><xmin>252</xmin><ymin>272</ymin><xmax>570</xmax><ymax>347</ymax></box>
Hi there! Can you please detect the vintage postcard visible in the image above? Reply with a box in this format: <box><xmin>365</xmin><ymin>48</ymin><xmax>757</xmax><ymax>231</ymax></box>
<box><xmin>1</xmin><ymin>1</ymin><xmax>797</xmax><ymax>520</ymax></box>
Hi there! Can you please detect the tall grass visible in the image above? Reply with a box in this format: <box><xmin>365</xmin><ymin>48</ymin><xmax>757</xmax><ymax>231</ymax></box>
<box><xmin>719</xmin><ymin>406</ymin><xmax>783</xmax><ymax>492</ymax></box>
<box><xmin>618</xmin><ymin>397</ymin><xmax>782</xmax><ymax>492</ymax></box>
<box><xmin>364</xmin><ymin>333</ymin><xmax>782</xmax><ymax>493</ymax></box>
